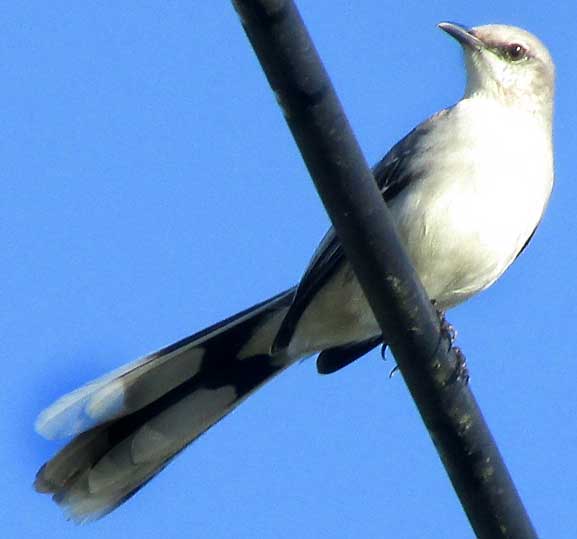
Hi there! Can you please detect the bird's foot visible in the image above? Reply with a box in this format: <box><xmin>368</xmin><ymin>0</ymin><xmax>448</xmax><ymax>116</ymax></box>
<box><xmin>449</xmin><ymin>346</ymin><xmax>470</xmax><ymax>385</ymax></box>
<box><xmin>380</xmin><ymin>343</ymin><xmax>388</xmax><ymax>359</ymax></box>
<box><xmin>431</xmin><ymin>301</ymin><xmax>468</xmax><ymax>383</ymax></box>
<box><xmin>380</xmin><ymin>344</ymin><xmax>399</xmax><ymax>377</ymax></box>
<box><xmin>432</xmin><ymin>300</ymin><xmax>457</xmax><ymax>350</ymax></box>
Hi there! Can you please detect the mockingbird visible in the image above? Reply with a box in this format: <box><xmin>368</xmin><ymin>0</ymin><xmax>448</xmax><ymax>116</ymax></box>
<box><xmin>34</xmin><ymin>22</ymin><xmax>555</xmax><ymax>522</ymax></box>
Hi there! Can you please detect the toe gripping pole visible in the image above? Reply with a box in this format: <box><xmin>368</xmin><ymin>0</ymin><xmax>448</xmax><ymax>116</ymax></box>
<box><xmin>231</xmin><ymin>1</ymin><xmax>538</xmax><ymax>538</ymax></box>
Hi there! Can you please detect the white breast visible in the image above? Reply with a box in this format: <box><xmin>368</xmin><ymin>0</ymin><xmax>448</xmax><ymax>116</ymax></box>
<box><xmin>390</xmin><ymin>97</ymin><xmax>553</xmax><ymax>308</ymax></box>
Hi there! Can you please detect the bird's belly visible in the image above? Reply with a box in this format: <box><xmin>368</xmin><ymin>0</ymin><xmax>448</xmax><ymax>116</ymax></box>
<box><xmin>403</xmin><ymin>216</ymin><xmax>506</xmax><ymax>309</ymax></box>
<box><xmin>391</xmin><ymin>172</ymin><xmax>545</xmax><ymax>309</ymax></box>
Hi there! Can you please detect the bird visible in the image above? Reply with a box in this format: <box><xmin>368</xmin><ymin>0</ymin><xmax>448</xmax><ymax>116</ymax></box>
<box><xmin>34</xmin><ymin>21</ymin><xmax>555</xmax><ymax>522</ymax></box>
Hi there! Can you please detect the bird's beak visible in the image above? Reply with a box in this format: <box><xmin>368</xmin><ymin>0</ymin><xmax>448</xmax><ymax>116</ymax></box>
<box><xmin>438</xmin><ymin>22</ymin><xmax>485</xmax><ymax>51</ymax></box>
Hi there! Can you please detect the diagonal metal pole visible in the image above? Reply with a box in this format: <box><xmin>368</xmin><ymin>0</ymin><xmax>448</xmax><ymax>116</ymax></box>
<box><xmin>231</xmin><ymin>1</ymin><xmax>538</xmax><ymax>538</ymax></box>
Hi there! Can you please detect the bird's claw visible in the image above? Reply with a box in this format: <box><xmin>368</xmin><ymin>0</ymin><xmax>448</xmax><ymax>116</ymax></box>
<box><xmin>432</xmin><ymin>300</ymin><xmax>457</xmax><ymax>350</ymax></box>
<box><xmin>380</xmin><ymin>343</ymin><xmax>388</xmax><ymax>359</ymax></box>
<box><xmin>380</xmin><ymin>344</ymin><xmax>399</xmax><ymax>377</ymax></box>
<box><xmin>431</xmin><ymin>301</ymin><xmax>468</xmax><ymax>383</ymax></box>
<box><xmin>449</xmin><ymin>346</ymin><xmax>469</xmax><ymax>384</ymax></box>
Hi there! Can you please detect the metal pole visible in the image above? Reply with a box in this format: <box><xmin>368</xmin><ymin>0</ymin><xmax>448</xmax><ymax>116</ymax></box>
<box><xmin>231</xmin><ymin>1</ymin><xmax>538</xmax><ymax>538</ymax></box>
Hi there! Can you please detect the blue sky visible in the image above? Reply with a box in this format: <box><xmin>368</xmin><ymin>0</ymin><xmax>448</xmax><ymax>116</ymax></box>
<box><xmin>3</xmin><ymin>2</ymin><xmax>577</xmax><ymax>538</ymax></box>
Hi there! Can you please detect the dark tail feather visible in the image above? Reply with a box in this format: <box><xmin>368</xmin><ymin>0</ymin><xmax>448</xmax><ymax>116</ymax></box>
<box><xmin>34</xmin><ymin>288</ymin><xmax>296</xmax><ymax>522</ymax></box>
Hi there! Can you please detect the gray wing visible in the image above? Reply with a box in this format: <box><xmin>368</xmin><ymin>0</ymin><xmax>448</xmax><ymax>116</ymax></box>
<box><xmin>272</xmin><ymin>118</ymin><xmax>436</xmax><ymax>353</ymax></box>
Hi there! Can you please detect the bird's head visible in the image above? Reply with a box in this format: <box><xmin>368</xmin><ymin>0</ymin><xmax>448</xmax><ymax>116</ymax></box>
<box><xmin>438</xmin><ymin>22</ymin><xmax>554</xmax><ymax>122</ymax></box>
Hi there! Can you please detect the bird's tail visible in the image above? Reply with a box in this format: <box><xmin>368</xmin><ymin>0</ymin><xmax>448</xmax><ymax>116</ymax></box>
<box><xmin>34</xmin><ymin>288</ymin><xmax>296</xmax><ymax>523</ymax></box>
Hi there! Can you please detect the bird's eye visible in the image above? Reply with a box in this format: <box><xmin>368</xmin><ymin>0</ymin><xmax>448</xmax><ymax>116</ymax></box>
<box><xmin>504</xmin><ymin>43</ymin><xmax>527</xmax><ymax>61</ymax></box>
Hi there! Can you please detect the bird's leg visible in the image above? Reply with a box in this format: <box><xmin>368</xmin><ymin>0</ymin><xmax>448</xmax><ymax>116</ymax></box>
<box><xmin>382</xmin><ymin>303</ymin><xmax>467</xmax><ymax>381</ymax></box>
<box><xmin>431</xmin><ymin>300</ymin><xmax>469</xmax><ymax>384</ymax></box>
<box><xmin>450</xmin><ymin>346</ymin><xmax>470</xmax><ymax>384</ymax></box>
<box><xmin>432</xmin><ymin>300</ymin><xmax>457</xmax><ymax>350</ymax></box>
